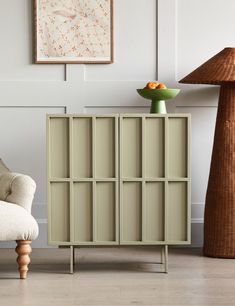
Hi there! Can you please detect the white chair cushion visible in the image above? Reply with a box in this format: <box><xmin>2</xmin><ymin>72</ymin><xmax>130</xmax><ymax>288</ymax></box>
<box><xmin>0</xmin><ymin>200</ymin><xmax>39</xmax><ymax>241</ymax></box>
<box><xmin>0</xmin><ymin>173</ymin><xmax>36</xmax><ymax>213</ymax></box>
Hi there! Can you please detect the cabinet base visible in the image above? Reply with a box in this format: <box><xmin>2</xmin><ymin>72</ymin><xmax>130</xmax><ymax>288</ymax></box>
<box><xmin>69</xmin><ymin>245</ymin><xmax>169</xmax><ymax>274</ymax></box>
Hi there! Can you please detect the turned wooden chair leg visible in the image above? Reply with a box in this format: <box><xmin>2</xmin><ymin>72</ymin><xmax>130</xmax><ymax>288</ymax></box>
<box><xmin>15</xmin><ymin>240</ymin><xmax>32</xmax><ymax>279</ymax></box>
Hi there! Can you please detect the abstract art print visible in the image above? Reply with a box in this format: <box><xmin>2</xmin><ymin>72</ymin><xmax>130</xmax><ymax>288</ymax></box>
<box><xmin>35</xmin><ymin>0</ymin><xmax>113</xmax><ymax>63</ymax></box>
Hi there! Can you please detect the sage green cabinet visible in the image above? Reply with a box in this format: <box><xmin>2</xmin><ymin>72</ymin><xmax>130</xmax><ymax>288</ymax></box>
<box><xmin>47</xmin><ymin>114</ymin><xmax>191</xmax><ymax>247</ymax></box>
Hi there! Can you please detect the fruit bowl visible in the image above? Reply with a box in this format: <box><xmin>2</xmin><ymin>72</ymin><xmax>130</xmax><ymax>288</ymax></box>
<box><xmin>137</xmin><ymin>88</ymin><xmax>180</xmax><ymax>114</ymax></box>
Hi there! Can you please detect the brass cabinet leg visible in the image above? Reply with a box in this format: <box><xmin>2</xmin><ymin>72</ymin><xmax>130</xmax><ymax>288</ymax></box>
<box><xmin>70</xmin><ymin>246</ymin><xmax>74</xmax><ymax>274</ymax></box>
<box><xmin>15</xmin><ymin>240</ymin><xmax>32</xmax><ymax>279</ymax></box>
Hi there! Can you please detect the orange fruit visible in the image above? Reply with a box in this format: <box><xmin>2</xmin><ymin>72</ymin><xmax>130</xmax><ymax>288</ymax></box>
<box><xmin>152</xmin><ymin>81</ymin><xmax>160</xmax><ymax>86</ymax></box>
<box><xmin>146</xmin><ymin>81</ymin><xmax>159</xmax><ymax>89</ymax></box>
<box><xmin>157</xmin><ymin>83</ymin><xmax>167</xmax><ymax>89</ymax></box>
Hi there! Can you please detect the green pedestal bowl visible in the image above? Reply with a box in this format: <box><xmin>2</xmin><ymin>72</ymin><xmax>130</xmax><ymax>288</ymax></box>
<box><xmin>137</xmin><ymin>88</ymin><xmax>180</xmax><ymax>114</ymax></box>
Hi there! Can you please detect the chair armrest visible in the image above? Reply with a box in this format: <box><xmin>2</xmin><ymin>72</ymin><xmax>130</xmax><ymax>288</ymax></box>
<box><xmin>0</xmin><ymin>172</ymin><xmax>36</xmax><ymax>213</ymax></box>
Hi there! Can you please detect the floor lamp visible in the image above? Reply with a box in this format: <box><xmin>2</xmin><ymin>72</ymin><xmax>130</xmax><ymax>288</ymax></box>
<box><xmin>180</xmin><ymin>48</ymin><xmax>235</xmax><ymax>258</ymax></box>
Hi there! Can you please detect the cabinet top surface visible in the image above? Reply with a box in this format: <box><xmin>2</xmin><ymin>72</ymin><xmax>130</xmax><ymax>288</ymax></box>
<box><xmin>47</xmin><ymin>113</ymin><xmax>191</xmax><ymax>118</ymax></box>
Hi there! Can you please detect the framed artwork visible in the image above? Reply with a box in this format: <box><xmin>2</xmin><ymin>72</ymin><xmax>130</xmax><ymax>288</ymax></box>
<box><xmin>34</xmin><ymin>0</ymin><xmax>113</xmax><ymax>64</ymax></box>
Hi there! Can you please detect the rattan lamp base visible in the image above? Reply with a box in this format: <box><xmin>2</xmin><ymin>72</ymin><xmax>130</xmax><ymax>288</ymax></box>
<box><xmin>204</xmin><ymin>85</ymin><xmax>235</xmax><ymax>258</ymax></box>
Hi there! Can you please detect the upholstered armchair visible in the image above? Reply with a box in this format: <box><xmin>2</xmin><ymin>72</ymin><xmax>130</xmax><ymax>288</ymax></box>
<box><xmin>0</xmin><ymin>160</ymin><xmax>39</xmax><ymax>279</ymax></box>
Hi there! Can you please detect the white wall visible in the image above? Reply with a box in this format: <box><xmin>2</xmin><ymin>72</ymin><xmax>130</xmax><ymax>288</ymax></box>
<box><xmin>1</xmin><ymin>0</ymin><xmax>234</xmax><ymax>248</ymax></box>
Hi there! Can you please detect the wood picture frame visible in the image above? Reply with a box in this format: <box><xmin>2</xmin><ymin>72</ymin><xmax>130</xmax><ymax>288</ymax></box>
<box><xmin>34</xmin><ymin>0</ymin><xmax>113</xmax><ymax>64</ymax></box>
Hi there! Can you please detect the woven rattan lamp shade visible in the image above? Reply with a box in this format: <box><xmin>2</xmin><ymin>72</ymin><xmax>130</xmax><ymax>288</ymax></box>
<box><xmin>180</xmin><ymin>48</ymin><xmax>235</xmax><ymax>84</ymax></box>
<box><xmin>180</xmin><ymin>47</ymin><xmax>235</xmax><ymax>258</ymax></box>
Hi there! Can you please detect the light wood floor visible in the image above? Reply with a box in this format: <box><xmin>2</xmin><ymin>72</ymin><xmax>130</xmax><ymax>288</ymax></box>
<box><xmin>0</xmin><ymin>247</ymin><xmax>235</xmax><ymax>306</ymax></box>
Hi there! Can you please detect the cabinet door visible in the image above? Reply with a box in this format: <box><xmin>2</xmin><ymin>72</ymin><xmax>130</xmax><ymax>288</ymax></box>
<box><xmin>120</xmin><ymin>115</ymin><xmax>190</xmax><ymax>245</ymax></box>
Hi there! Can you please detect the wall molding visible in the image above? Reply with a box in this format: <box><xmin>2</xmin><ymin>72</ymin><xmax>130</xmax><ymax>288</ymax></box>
<box><xmin>176</xmin><ymin>105</ymin><xmax>217</xmax><ymax>108</ymax></box>
<box><xmin>36</xmin><ymin>219</ymin><xmax>47</xmax><ymax>224</ymax></box>
<box><xmin>192</xmin><ymin>218</ymin><xmax>203</xmax><ymax>224</ymax></box>
<box><xmin>0</xmin><ymin>106</ymin><xmax>67</xmax><ymax>109</ymax></box>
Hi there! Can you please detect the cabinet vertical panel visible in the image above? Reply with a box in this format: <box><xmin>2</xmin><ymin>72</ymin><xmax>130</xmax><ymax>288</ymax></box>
<box><xmin>145</xmin><ymin>118</ymin><xmax>164</xmax><ymax>178</ymax></box>
<box><xmin>96</xmin><ymin>183</ymin><xmax>116</xmax><ymax>242</ymax></box>
<box><xmin>168</xmin><ymin>182</ymin><xmax>187</xmax><ymax>241</ymax></box>
<box><xmin>74</xmin><ymin>183</ymin><xmax>92</xmax><ymax>242</ymax></box>
<box><xmin>122</xmin><ymin>182</ymin><xmax>141</xmax><ymax>242</ymax></box>
<box><xmin>50</xmin><ymin>183</ymin><xmax>70</xmax><ymax>242</ymax></box>
<box><xmin>145</xmin><ymin>182</ymin><xmax>164</xmax><ymax>241</ymax></box>
<box><xmin>95</xmin><ymin>118</ymin><xmax>115</xmax><ymax>178</ymax></box>
<box><xmin>73</xmin><ymin>118</ymin><xmax>92</xmax><ymax>178</ymax></box>
<box><xmin>168</xmin><ymin>118</ymin><xmax>187</xmax><ymax>178</ymax></box>
<box><xmin>122</xmin><ymin>118</ymin><xmax>142</xmax><ymax>178</ymax></box>
<box><xmin>49</xmin><ymin>118</ymin><xmax>69</xmax><ymax>178</ymax></box>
